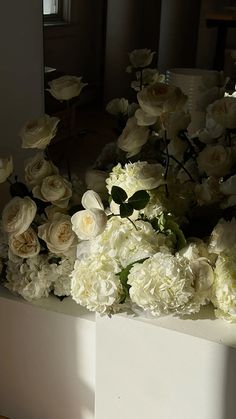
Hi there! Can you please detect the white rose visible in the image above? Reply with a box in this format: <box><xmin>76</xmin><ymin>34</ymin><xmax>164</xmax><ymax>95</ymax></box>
<box><xmin>197</xmin><ymin>145</ymin><xmax>232</xmax><ymax>177</ymax></box>
<box><xmin>129</xmin><ymin>49</ymin><xmax>155</xmax><ymax>68</ymax></box>
<box><xmin>2</xmin><ymin>196</ymin><xmax>37</xmax><ymax>235</ymax></box>
<box><xmin>195</xmin><ymin>177</ymin><xmax>222</xmax><ymax>205</ymax></box>
<box><xmin>9</xmin><ymin>227</ymin><xmax>40</xmax><ymax>258</ymax></box>
<box><xmin>85</xmin><ymin>170</ymin><xmax>108</xmax><ymax>197</ymax></box>
<box><xmin>47</xmin><ymin>75</ymin><xmax>87</xmax><ymax>101</ymax></box>
<box><xmin>137</xmin><ymin>82</ymin><xmax>187</xmax><ymax>118</ymax></box>
<box><xmin>207</xmin><ymin>97</ymin><xmax>236</xmax><ymax>129</ymax></box>
<box><xmin>106</xmin><ymin>98</ymin><xmax>129</xmax><ymax>115</ymax></box>
<box><xmin>117</xmin><ymin>117</ymin><xmax>149</xmax><ymax>157</ymax></box>
<box><xmin>71</xmin><ymin>208</ymin><xmax>107</xmax><ymax>240</ymax></box>
<box><xmin>21</xmin><ymin>114</ymin><xmax>60</xmax><ymax>149</ymax></box>
<box><xmin>135</xmin><ymin>108</ymin><xmax>157</xmax><ymax>126</ymax></box>
<box><xmin>196</xmin><ymin>116</ymin><xmax>224</xmax><ymax>144</ymax></box>
<box><xmin>24</xmin><ymin>153</ymin><xmax>59</xmax><ymax>186</ymax></box>
<box><xmin>38</xmin><ymin>214</ymin><xmax>77</xmax><ymax>257</ymax></box>
<box><xmin>0</xmin><ymin>156</ymin><xmax>13</xmax><ymax>183</ymax></box>
<box><xmin>81</xmin><ymin>190</ymin><xmax>104</xmax><ymax>211</ymax></box>
<box><xmin>209</xmin><ymin>218</ymin><xmax>236</xmax><ymax>255</ymax></box>
<box><xmin>33</xmin><ymin>175</ymin><xmax>72</xmax><ymax>208</ymax></box>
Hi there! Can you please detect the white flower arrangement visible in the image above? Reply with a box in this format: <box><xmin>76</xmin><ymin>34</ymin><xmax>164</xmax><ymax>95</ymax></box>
<box><xmin>2</xmin><ymin>50</ymin><xmax>236</xmax><ymax>324</ymax></box>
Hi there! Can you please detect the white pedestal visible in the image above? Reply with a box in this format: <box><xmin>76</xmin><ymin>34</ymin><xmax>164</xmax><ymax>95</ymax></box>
<box><xmin>96</xmin><ymin>311</ymin><xmax>236</xmax><ymax>419</ymax></box>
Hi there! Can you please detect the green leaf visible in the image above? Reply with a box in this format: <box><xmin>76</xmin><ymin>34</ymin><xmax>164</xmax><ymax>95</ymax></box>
<box><xmin>128</xmin><ymin>190</ymin><xmax>150</xmax><ymax>210</ymax></box>
<box><xmin>165</xmin><ymin>218</ymin><xmax>186</xmax><ymax>250</ymax></box>
<box><xmin>116</xmin><ymin>257</ymin><xmax>149</xmax><ymax>301</ymax></box>
<box><xmin>119</xmin><ymin>202</ymin><xmax>133</xmax><ymax>218</ymax></box>
<box><xmin>111</xmin><ymin>186</ymin><xmax>127</xmax><ymax>204</ymax></box>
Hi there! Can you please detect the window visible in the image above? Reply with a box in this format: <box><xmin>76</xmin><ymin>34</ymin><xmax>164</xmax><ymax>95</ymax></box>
<box><xmin>43</xmin><ymin>0</ymin><xmax>63</xmax><ymax>21</ymax></box>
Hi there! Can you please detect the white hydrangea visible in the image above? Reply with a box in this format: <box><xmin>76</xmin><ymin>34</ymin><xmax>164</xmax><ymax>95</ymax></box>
<box><xmin>106</xmin><ymin>162</ymin><xmax>165</xmax><ymax>197</ymax></box>
<box><xmin>127</xmin><ymin>252</ymin><xmax>196</xmax><ymax>316</ymax></box>
<box><xmin>71</xmin><ymin>255</ymin><xmax>123</xmax><ymax>314</ymax></box>
<box><xmin>52</xmin><ymin>256</ymin><xmax>75</xmax><ymax>297</ymax></box>
<box><xmin>6</xmin><ymin>255</ymin><xmax>55</xmax><ymax>301</ymax></box>
<box><xmin>90</xmin><ymin>217</ymin><xmax>171</xmax><ymax>268</ymax></box>
<box><xmin>211</xmin><ymin>252</ymin><xmax>236</xmax><ymax>322</ymax></box>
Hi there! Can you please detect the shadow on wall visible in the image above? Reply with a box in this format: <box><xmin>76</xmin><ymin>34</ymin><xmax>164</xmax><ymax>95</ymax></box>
<box><xmin>223</xmin><ymin>347</ymin><xmax>236</xmax><ymax>419</ymax></box>
<box><xmin>0</xmin><ymin>298</ymin><xmax>95</xmax><ymax>419</ymax></box>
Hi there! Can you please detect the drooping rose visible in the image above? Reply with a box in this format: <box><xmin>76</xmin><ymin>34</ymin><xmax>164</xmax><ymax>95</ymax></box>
<box><xmin>117</xmin><ymin>117</ymin><xmax>149</xmax><ymax>157</ymax></box>
<box><xmin>20</xmin><ymin>114</ymin><xmax>60</xmax><ymax>149</ymax></box>
<box><xmin>71</xmin><ymin>208</ymin><xmax>107</xmax><ymax>240</ymax></box>
<box><xmin>2</xmin><ymin>196</ymin><xmax>37</xmax><ymax>235</ymax></box>
<box><xmin>24</xmin><ymin>153</ymin><xmax>59</xmax><ymax>186</ymax></box>
<box><xmin>137</xmin><ymin>82</ymin><xmax>187</xmax><ymax>118</ymax></box>
<box><xmin>38</xmin><ymin>214</ymin><xmax>77</xmax><ymax>256</ymax></box>
<box><xmin>129</xmin><ymin>49</ymin><xmax>155</xmax><ymax>68</ymax></box>
<box><xmin>33</xmin><ymin>175</ymin><xmax>72</xmax><ymax>208</ymax></box>
<box><xmin>47</xmin><ymin>75</ymin><xmax>87</xmax><ymax>101</ymax></box>
<box><xmin>0</xmin><ymin>156</ymin><xmax>13</xmax><ymax>183</ymax></box>
<box><xmin>106</xmin><ymin>98</ymin><xmax>129</xmax><ymax>116</ymax></box>
<box><xmin>9</xmin><ymin>227</ymin><xmax>40</xmax><ymax>258</ymax></box>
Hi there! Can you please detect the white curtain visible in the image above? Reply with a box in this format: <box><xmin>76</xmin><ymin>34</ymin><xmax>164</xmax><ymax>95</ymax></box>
<box><xmin>43</xmin><ymin>0</ymin><xmax>58</xmax><ymax>14</ymax></box>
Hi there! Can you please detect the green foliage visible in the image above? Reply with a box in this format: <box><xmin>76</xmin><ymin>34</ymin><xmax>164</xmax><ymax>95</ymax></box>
<box><xmin>117</xmin><ymin>257</ymin><xmax>149</xmax><ymax>301</ymax></box>
<box><xmin>110</xmin><ymin>186</ymin><xmax>150</xmax><ymax>219</ymax></box>
<box><xmin>128</xmin><ymin>190</ymin><xmax>150</xmax><ymax>210</ymax></box>
<box><xmin>151</xmin><ymin>212</ymin><xmax>186</xmax><ymax>250</ymax></box>
<box><xmin>111</xmin><ymin>186</ymin><xmax>127</xmax><ymax>204</ymax></box>
<box><xmin>120</xmin><ymin>203</ymin><xmax>133</xmax><ymax>218</ymax></box>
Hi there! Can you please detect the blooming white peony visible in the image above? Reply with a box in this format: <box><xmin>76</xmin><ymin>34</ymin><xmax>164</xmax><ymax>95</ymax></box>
<box><xmin>38</xmin><ymin>214</ymin><xmax>77</xmax><ymax>257</ymax></box>
<box><xmin>127</xmin><ymin>252</ymin><xmax>196</xmax><ymax>316</ymax></box>
<box><xmin>24</xmin><ymin>153</ymin><xmax>59</xmax><ymax>186</ymax></box>
<box><xmin>52</xmin><ymin>256</ymin><xmax>75</xmax><ymax>297</ymax></box>
<box><xmin>0</xmin><ymin>156</ymin><xmax>13</xmax><ymax>183</ymax></box>
<box><xmin>9</xmin><ymin>227</ymin><xmax>40</xmax><ymax>258</ymax></box>
<box><xmin>129</xmin><ymin>49</ymin><xmax>155</xmax><ymax>68</ymax></box>
<box><xmin>33</xmin><ymin>175</ymin><xmax>72</xmax><ymax>208</ymax></box>
<box><xmin>117</xmin><ymin>117</ymin><xmax>150</xmax><ymax>157</ymax></box>
<box><xmin>71</xmin><ymin>255</ymin><xmax>123</xmax><ymax>314</ymax></box>
<box><xmin>2</xmin><ymin>196</ymin><xmax>37</xmax><ymax>235</ymax></box>
<box><xmin>47</xmin><ymin>75</ymin><xmax>87</xmax><ymax>101</ymax></box>
<box><xmin>211</xmin><ymin>252</ymin><xmax>236</xmax><ymax>322</ymax></box>
<box><xmin>21</xmin><ymin>114</ymin><xmax>60</xmax><ymax>149</ymax></box>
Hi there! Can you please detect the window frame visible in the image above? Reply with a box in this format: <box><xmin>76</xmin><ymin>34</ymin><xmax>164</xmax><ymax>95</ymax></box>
<box><xmin>43</xmin><ymin>0</ymin><xmax>66</xmax><ymax>24</ymax></box>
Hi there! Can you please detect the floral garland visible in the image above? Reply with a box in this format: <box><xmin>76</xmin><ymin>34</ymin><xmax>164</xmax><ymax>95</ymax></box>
<box><xmin>1</xmin><ymin>50</ymin><xmax>236</xmax><ymax>323</ymax></box>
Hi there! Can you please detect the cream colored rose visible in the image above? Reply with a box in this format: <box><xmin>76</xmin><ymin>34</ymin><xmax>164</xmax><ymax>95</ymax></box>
<box><xmin>129</xmin><ymin>49</ymin><xmax>155</xmax><ymax>68</ymax></box>
<box><xmin>45</xmin><ymin>205</ymin><xmax>67</xmax><ymax>221</ymax></box>
<box><xmin>106</xmin><ymin>98</ymin><xmax>129</xmax><ymax>116</ymax></box>
<box><xmin>38</xmin><ymin>214</ymin><xmax>77</xmax><ymax>256</ymax></box>
<box><xmin>85</xmin><ymin>170</ymin><xmax>108</xmax><ymax>197</ymax></box>
<box><xmin>21</xmin><ymin>114</ymin><xmax>60</xmax><ymax>149</ymax></box>
<box><xmin>117</xmin><ymin>117</ymin><xmax>149</xmax><ymax>157</ymax></box>
<box><xmin>47</xmin><ymin>75</ymin><xmax>87</xmax><ymax>101</ymax></box>
<box><xmin>208</xmin><ymin>97</ymin><xmax>236</xmax><ymax>129</ymax></box>
<box><xmin>197</xmin><ymin>116</ymin><xmax>224</xmax><ymax>144</ymax></box>
<box><xmin>24</xmin><ymin>153</ymin><xmax>59</xmax><ymax>186</ymax></box>
<box><xmin>71</xmin><ymin>208</ymin><xmax>107</xmax><ymax>240</ymax></box>
<box><xmin>137</xmin><ymin>82</ymin><xmax>187</xmax><ymax>118</ymax></box>
<box><xmin>135</xmin><ymin>109</ymin><xmax>157</xmax><ymax>126</ymax></box>
<box><xmin>197</xmin><ymin>145</ymin><xmax>232</xmax><ymax>177</ymax></box>
<box><xmin>9</xmin><ymin>227</ymin><xmax>40</xmax><ymax>258</ymax></box>
<box><xmin>81</xmin><ymin>190</ymin><xmax>104</xmax><ymax>211</ymax></box>
<box><xmin>0</xmin><ymin>156</ymin><xmax>13</xmax><ymax>183</ymax></box>
<box><xmin>2</xmin><ymin>196</ymin><xmax>37</xmax><ymax>235</ymax></box>
<box><xmin>33</xmin><ymin>175</ymin><xmax>72</xmax><ymax>208</ymax></box>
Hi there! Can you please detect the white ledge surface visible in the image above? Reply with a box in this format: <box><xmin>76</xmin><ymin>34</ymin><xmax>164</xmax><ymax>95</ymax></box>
<box><xmin>0</xmin><ymin>285</ymin><xmax>95</xmax><ymax>322</ymax></box>
<box><xmin>1</xmin><ymin>286</ymin><xmax>236</xmax><ymax>347</ymax></box>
